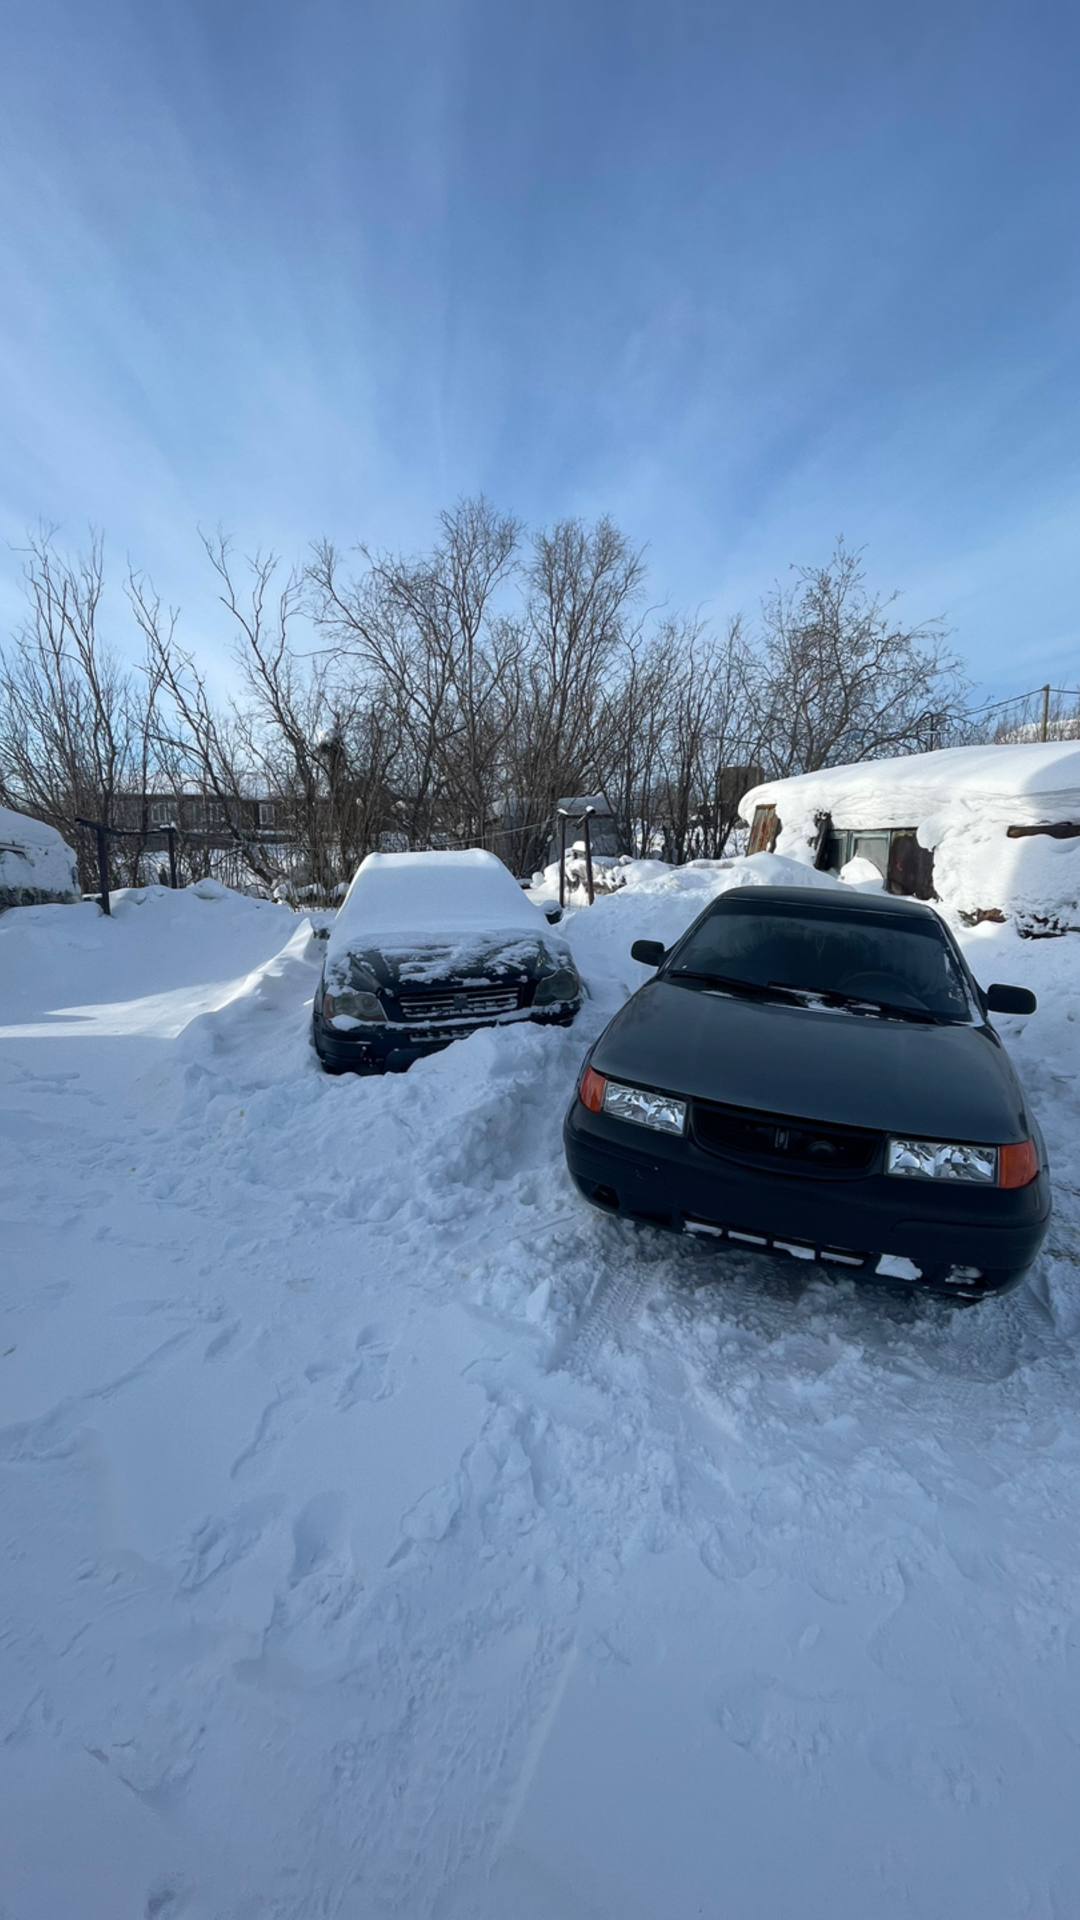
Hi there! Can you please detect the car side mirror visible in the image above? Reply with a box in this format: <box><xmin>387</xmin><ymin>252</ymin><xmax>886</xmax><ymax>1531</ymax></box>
<box><xmin>985</xmin><ymin>983</ymin><xmax>1037</xmax><ymax>1016</ymax></box>
<box><xmin>542</xmin><ymin>902</ymin><xmax>563</xmax><ymax>924</ymax></box>
<box><xmin>631</xmin><ymin>939</ymin><xmax>666</xmax><ymax>967</ymax></box>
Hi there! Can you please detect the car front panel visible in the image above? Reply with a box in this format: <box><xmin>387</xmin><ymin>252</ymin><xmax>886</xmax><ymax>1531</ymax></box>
<box><xmin>564</xmin><ymin>1090</ymin><xmax>1051</xmax><ymax>1292</ymax></box>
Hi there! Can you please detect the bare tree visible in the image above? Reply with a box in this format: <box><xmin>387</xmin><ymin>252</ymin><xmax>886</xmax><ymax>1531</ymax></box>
<box><xmin>1</xmin><ymin>512</ymin><xmax>970</xmax><ymax>904</ymax></box>
<box><xmin>500</xmin><ymin>516</ymin><xmax>648</xmax><ymax>871</ymax></box>
<box><xmin>308</xmin><ymin>497</ymin><xmax>521</xmax><ymax>848</ymax></box>
<box><xmin>654</xmin><ymin>618</ymin><xmax>764</xmax><ymax>862</ymax></box>
<box><xmin>0</xmin><ymin>530</ymin><xmax>160</xmax><ymax>888</ymax></box>
<box><xmin>758</xmin><ymin>539</ymin><xmax>965</xmax><ymax>776</ymax></box>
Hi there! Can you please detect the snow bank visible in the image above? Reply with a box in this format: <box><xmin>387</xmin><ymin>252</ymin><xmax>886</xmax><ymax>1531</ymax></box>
<box><xmin>0</xmin><ymin>880</ymin><xmax>297</xmax><ymax>1025</ymax></box>
<box><xmin>839</xmin><ymin>854</ymin><xmax>886</xmax><ymax>890</ymax></box>
<box><xmin>4</xmin><ymin>847</ymin><xmax>1080</xmax><ymax>1919</ymax></box>
<box><xmin>0</xmin><ymin>804</ymin><xmax>78</xmax><ymax>906</ymax></box>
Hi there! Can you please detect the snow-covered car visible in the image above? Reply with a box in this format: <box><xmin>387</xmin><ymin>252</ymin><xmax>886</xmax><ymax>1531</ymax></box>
<box><xmin>0</xmin><ymin>805</ymin><xmax>79</xmax><ymax>911</ymax></box>
<box><xmin>564</xmin><ymin>884</ymin><xmax>1051</xmax><ymax>1302</ymax></box>
<box><xmin>313</xmin><ymin>849</ymin><xmax>584</xmax><ymax>1073</ymax></box>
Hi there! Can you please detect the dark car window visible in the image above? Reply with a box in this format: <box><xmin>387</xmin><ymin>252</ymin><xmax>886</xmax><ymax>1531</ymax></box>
<box><xmin>668</xmin><ymin>901</ymin><xmax>973</xmax><ymax>1021</ymax></box>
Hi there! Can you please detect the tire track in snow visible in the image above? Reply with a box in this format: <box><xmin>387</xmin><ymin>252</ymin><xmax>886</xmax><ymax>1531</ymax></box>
<box><xmin>554</xmin><ymin>1261</ymin><xmax>658</xmax><ymax>1370</ymax></box>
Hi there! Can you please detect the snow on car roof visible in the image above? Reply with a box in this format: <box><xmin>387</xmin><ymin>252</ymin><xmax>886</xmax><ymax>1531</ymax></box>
<box><xmin>326</xmin><ymin>848</ymin><xmax>546</xmax><ymax>961</ymax></box>
<box><xmin>0</xmin><ymin>804</ymin><xmax>78</xmax><ymax>900</ymax></box>
<box><xmin>0</xmin><ymin>803</ymin><xmax>72</xmax><ymax>852</ymax></box>
<box><xmin>741</xmin><ymin>741</ymin><xmax>1080</xmax><ymax>825</ymax></box>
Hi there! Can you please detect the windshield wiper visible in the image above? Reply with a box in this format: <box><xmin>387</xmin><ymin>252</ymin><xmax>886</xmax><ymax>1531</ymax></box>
<box><xmin>672</xmin><ymin>971</ymin><xmax>806</xmax><ymax>1005</ymax></box>
<box><xmin>766</xmin><ymin>982</ymin><xmax>952</xmax><ymax>1024</ymax></box>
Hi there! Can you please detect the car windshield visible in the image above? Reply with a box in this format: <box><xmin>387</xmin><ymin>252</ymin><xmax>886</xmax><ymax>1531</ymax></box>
<box><xmin>668</xmin><ymin>900</ymin><xmax>973</xmax><ymax>1022</ymax></box>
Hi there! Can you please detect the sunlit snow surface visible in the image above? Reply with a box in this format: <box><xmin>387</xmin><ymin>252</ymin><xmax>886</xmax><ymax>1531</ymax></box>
<box><xmin>1</xmin><ymin>870</ymin><xmax>1078</xmax><ymax>1919</ymax></box>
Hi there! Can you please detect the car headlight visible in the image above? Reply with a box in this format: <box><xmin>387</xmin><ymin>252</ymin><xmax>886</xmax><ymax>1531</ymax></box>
<box><xmin>534</xmin><ymin>965</ymin><xmax>581</xmax><ymax>1006</ymax></box>
<box><xmin>582</xmin><ymin>1071</ymin><xmax>686</xmax><ymax>1136</ymax></box>
<box><xmin>323</xmin><ymin>988</ymin><xmax>384</xmax><ymax>1024</ymax></box>
<box><xmin>886</xmin><ymin>1138</ymin><xmax>996</xmax><ymax>1184</ymax></box>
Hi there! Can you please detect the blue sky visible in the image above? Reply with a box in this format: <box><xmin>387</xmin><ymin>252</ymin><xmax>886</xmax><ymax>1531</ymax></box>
<box><xmin>0</xmin><ymin>0</ymin><xmax>1077</xmax><ymax>698</ymax></box>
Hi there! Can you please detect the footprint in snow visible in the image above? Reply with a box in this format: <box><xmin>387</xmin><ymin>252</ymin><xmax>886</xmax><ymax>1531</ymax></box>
<box><xmin>178</xmin><ymin>1504</ymin><xmax>273</xmax><ymax>1591</ymax></box>
<box><xmin>289</xmin><ymin>1491</ymin><xmax>348</xmax><ymax>1585</ymax></box>
<box><xmin>337</xmin><ymin>1326</ymin><xmax>396</xmax><ymax>1410</ymax></box>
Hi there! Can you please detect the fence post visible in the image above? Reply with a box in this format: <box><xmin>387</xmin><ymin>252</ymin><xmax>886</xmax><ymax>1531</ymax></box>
<box><xmin>1041</xmin><ymin>684</ymin><xmax>1051</xmax><ymax>742</ymax></box>
<box><xmin>167</xmin><ymin>825</ymin><xmax>178</xmax><ymax>890</ymax></box>
<box><xmin>558</xmin><ymin>812</ymin><xmax>568</xmax><ymax>911</ymax></box>
<box><xmin>95</xmin><ymin>823</ymin><xmax>111</xmax><ymax>916</ymax></box>
<box><xmin>582</xmin><ymin>809</ymin><xmax>595</xmax><ymax>906</ymax></box>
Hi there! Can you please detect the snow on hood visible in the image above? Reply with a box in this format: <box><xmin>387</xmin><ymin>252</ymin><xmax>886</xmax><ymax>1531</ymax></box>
<box><xmin>0</xmin><ymin>805</ymin><xmax>79</xmax><ymax>902</ymax></box>
<box><xmin>326</xmin><ymin>850</ymin><xmax>549</xmax><ymax>972</ymax></box>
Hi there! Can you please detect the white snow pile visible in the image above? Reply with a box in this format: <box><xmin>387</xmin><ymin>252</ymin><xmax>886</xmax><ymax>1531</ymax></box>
<box><xmin>839</xmin><ymin>853</ymin><xmax>886</xmax><ymax>890</ymax></box>
<box><xmin>2</xmin><ymin>862</ymin><xmax>1080</xmax><ymax>1919</ymax></box>
<box><xmin>0</xmin><ymin>804</ymin><xmax>79</xmax><ymax>907</ymax></box>
<box><xmin>325</xmin><ymin>847</ymin><xmax>561</xmax><ymax>988</ymax></box>
<box><xmin>742</xmin><ymin>741</ymin><xmax>1080</xmax><ymax>929</ymax></box>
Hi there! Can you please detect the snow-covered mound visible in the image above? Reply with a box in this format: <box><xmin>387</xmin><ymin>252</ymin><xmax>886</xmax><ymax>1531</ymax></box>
<box><xmin>0</xmin><ymin>804</ymin><xmax>79</xmax><ymax>908</ymax></box>
<box><xmin>2</xmin><ymin>859</ymin><xmax>1080</xmax><ymax>1918</ymax></box>
<box><xmin>742</xmin><ymin>742</ymin><xmax>1080</xmax><ymax>930</ymax></box>
<box><xmin>0</xmin><ymin>880</ymin><xmax>298</xmax><ymax>1025</ymax></box>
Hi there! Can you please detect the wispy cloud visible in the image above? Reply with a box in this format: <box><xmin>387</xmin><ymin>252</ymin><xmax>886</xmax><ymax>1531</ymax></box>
<box><xmin>0</xmin><ymin>0</ymin><xmax>1076</xmax><ymax>697</ymax></box>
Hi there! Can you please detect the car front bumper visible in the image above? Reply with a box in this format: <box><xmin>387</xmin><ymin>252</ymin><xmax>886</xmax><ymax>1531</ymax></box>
<box><xmin>314</xmin><ymin>1002</ymin><xmax>580</xmax><ymax>1073</ymax></box>
<box><xmin>564</xmin><ymin>1100</ymin><xmax>1051</xmax><ymax>1296</ymax></box>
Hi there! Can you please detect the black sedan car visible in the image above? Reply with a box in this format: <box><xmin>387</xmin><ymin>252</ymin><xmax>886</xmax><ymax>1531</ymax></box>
<box><xmin>314</xmin><ymin>849</ymin><xmax>583</xmax><ymax>1073</ymax></box>
<box><xmin>564</xmin><ymin>885</ymin><xmax>1050</xmax><ymax>1301</ymax></box>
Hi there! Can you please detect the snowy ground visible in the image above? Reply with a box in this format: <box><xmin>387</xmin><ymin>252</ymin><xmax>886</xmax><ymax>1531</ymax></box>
<box><xmin>2</xmin><ymin>866</ymin><xmax>1079</xmax><ymax>1920</ymax></box>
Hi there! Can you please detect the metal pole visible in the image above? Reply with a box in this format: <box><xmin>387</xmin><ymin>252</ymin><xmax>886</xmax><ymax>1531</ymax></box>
<box><xmin>558</xmin><ymin>812</ymin><xmax>568</xmax><ymax>911</ymax></box>
<box><xmin>96</xmin><ymin>823</ymin><xmax>111</xmax><ymax>916</ymax></box>
<box><xmin>1041</xmin><ymin>684</ymin><xmax>1051</xmax><ymax>742</ymax></box>
<box><xmin>582</xmin><ymin>809</ymin><xmax>595</xmax><ymax>906</ymax></box>
<box><xmin>167</xmin><ymin>825</ymin><xmax>178</xmax><ymax>890</ymax></box>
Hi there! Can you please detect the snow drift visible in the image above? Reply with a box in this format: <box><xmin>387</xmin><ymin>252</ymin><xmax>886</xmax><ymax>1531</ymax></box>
<box><xmin>1</xmin><ymin>864</ymin><xmax>1079</xmax><ymax>1919</ymax></box>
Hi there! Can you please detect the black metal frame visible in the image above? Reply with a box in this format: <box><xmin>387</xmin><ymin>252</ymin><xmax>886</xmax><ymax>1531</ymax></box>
<box><xmin>556</xmin><ymin>806</ymin><xmax>596</xmax><ymax>908</ymax></box>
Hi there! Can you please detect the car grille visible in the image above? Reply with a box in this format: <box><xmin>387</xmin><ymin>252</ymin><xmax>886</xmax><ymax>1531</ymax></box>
<box><xmin>398</xmin><ymin>986</ymin><xmax>521</xmax><ymax>1023</ymax></box>
<box><xmin>692</xmin><ymin>1102</ymin><xmax>882</xmax><ymax>1177</ymax></box>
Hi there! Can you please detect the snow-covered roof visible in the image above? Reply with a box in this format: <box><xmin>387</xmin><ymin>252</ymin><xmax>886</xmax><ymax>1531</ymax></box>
<box><xmin>741</xmin><ymin>742</ymin><xmax>1080</xmax><ymax>827</ymax></box>
<box><xmin>326</xmin><ymin>848</ymin><xmax>546</xmax><ymax>964</ymax></box>
<box><xmin>0</xmin><ymin>805</ymin><xmax>79</xmax><ymax>902</ymax></box>
<box><xmin>556</xmin><ymin>794</ymin><xmax>612</xmax><ymax>815</ymax></box>
<box><xmin>739</xmin><ymin>744</ymin><xmax>1080</xmax><ymax>929</ymax></box>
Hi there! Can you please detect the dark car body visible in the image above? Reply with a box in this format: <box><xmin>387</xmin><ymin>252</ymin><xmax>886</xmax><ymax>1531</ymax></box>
<box><xmin>314</xmin><ymin>851</ymin><xmax>583</xmax><ymax>1073</ymax></box>
<box><xmin>564</xmin><ymin>886</ymin><xmax>1050</xmax><ymax>1300</ymax></box>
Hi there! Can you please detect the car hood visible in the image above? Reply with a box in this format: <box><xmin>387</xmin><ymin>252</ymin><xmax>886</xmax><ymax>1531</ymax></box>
<box><xmin>591</xmin><ymin>979</ymin><xmax>1031</xmax><ymax>1144</ymax></box>
<box><xmin>328</xmin><ymin>932</ymin><xmax>565</xmax><ymax>994</ymax></box>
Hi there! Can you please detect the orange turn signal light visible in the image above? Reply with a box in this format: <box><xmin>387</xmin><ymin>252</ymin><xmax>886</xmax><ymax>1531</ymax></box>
<box><xmin>999</xmin><ymin>1139</ymin><xmax>1039</xmax><ymax>1189</ymax></box>
<box><xmin>579</xmin><ymin>1066</ymin><xmax>607</xmax><ymax>1113</ymax></box>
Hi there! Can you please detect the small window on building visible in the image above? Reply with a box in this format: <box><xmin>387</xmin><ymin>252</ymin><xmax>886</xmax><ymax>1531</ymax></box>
<box><xmin>828</xmin><ymin>826</ymin><xmax>936</xmax><ymax>900</ymax></box>
<box><xmin>848</xmin><ymin>831</ymin><xmax>891</xmax><ymax>880</ymax></box>
<box><xmin>149</xmin><ymin>799</ymin><xmax>173</xmax><ymax>828</ymax></box>
<box><xmin>258</xmin><ymin>801</ymin><xmax>275</xmax><ymax>829</ymax></box>
<box><xmin>207</xmin><ymin>801</ymin><xmax>226</xmax><ymax>828</ymax></box>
